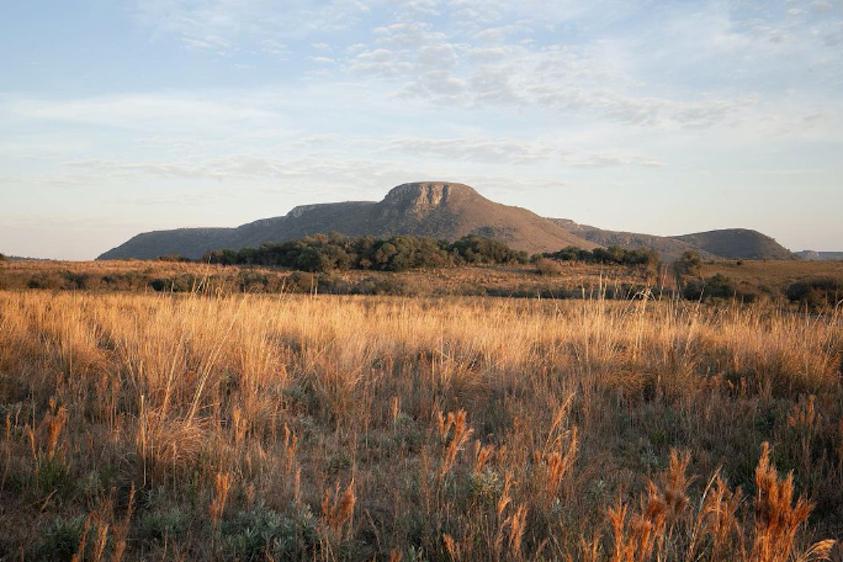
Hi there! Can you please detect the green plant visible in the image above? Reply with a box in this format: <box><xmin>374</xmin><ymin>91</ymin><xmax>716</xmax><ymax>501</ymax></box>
<box><xmin>137</xmin><ymin>507</ymin><xmax>190</xmax><ymax>543</ymax></box>
<box><xmin>222</xmin><ymin>502</ymin><xmax>317</xmax><ymax>561</ymax></box>
<box><xmin>674</xmin><ymin>250</ymin><xmax>702</xmax><ymax>276</ymax></box>
<box><xmin>786</xmin><ymin>277</ymin><xmax>842</xmax><ymax>309</ymax></box>
<box><xmin>36</xmin><ymin>515</ymin><xmax>86</xmax><ymax>561</ymax></box>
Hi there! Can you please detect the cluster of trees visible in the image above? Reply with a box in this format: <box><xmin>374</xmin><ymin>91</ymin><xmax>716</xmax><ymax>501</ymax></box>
<box><xmin>540</xmin><ymin>246</ymin><xmax>660</xmax><ymax>267</ymax></box>
<box><xmin>204</xmin><ymin>234</ymin><xmax>529</xmax><ymax>272</ymax></box>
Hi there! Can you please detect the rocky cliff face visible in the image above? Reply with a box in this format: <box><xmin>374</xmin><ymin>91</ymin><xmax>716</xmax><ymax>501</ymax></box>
<box><xmin>380</xmin><ymin>182</ymin><xmax>471</xmax><ymax>219</ymax></box>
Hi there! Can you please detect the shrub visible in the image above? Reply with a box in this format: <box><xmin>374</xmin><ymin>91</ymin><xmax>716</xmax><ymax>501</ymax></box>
<box><xmin>148</xmin><ymin>275</ymin><xmax>197</xmax><ymax>292</ymax></box>
<box><xmin>285</xmin><ymin>271</ymin><xmax>317</xmax><ymax>293</ymax></box>
<box><xmin>534</xmin><ymin>258</ymin><xmax>563</xmax><ymax>276</ymax></box>
<box><xmin>543</xmin><ymin>246</ymin><xmax>659</xmax><ymax>268</ymax></box>
<box><xmin>157</xmin><ymin>254</ymin><xmax>191</xmax><ymax>262</ymax></box>
<box><xmin>365</xmin><ymin>236</ymin><xmax>451</xmax><ymax>271</ymax></box>
<box><xmin>682</xmin><ymin>273</ymin><xmax>736</xmax><ymax>301</ymax></box>
<box><xmin>449</xmin><ymin>235</ymin><xmax>528</xmax><ymax>265</ymax></box>
<box><xmin>674</xmin><ymin>251</ymin><xmax>702</xmax><ymax>277</ymax></box>
<box><xmin>222</xmin><ymin>502</ymin><xmax>317</xmax><ymax>561</ymax></box>
<box><xmin>786</xmin><ymin>278</ymin><xmax>842</xmax><ymax>309</ymax></box>
<box><xmin>137</xmin><ymin>507</ymin><xmax>190</xmax><ymax>543</ymax></box>
<box><xmin>36</xmin><ymin>515</ymin><xmax>86</xmax><ymax>561</ymax></box>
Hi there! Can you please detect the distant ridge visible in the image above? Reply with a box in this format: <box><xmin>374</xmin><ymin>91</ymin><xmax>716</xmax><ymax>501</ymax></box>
<box><xmin>99</xmin><ymin>182</ymin><xmax>598</xmax><ymax>260</ymax></box>
<box><xmin>673</xmin><ymin>229</ymin><xmax>793</xmax><ymax>260</ymax></box>
<box><xmin>795</xmin><ymin>250</ymin><xmax>843</xmax><ymax>261</ymax></box>
<box><xmin>548</xmin><ymin>219</ymin><xmax>718</xmax><ymax>262</ymax></box>
<box><xmin>547</xmin><ymin>220</ymin><xmax>793</xmax><ymax>261</ymax></box>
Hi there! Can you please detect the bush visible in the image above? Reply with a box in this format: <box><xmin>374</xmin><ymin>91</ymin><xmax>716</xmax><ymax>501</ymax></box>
<box><xmin>449</xmin><ymin>235</ymin><xmax>528</xmax><ymax>265</ymax></box>
<box><xmin>786</xmin><ymin>278</ymin><xmax>842</xmax><ymax>309</ymax></box>
<box><xmin>285</xmin><ymin>271</ymin><xmax>318</xmax><ymax>293</ymax></box>
<box><xmin>157</xmin><ymin>254</ymin><xmax>191</xmax><ymax>262</ymax></box>
<box><xmin>137</xmin><ymin>507</ymin><xmax>190</xmax><ymax>543</ymax></box>
<box><xmin>682</xmin><ymin>274</ymin><xmax>735</xmax><ymax>300</ymax></box>
<box><xmin>534</xmin><ymin>258</ymin><xmax>563</xmax><ymax>276</ymax></box>
<box><xmin>222</xmin><ymin>502</ymin><xmax>317</xmax><ymax>561</ymax></box>
<box><xmin>674</xmin><ymin>251</ymin><xmax>702</xmax><ymax>277</ymax></box>
<box><xmin>543</xmin><ymin>246</ymin><xmax>659</xmax><ymax>268</ymax></box>
<box><xmin>36</xmin><ymin>515</ymin><xmax>86</xmax><ymax>561</ymax></box>
<box><xmin>680</xmin><ymin>273</ymin><xmax>763</xmax><ymax>302</ymax></box>
<box><xmin>148</xmin><ymin>276</ymin><xmax>196</xmax><ymax>292</ymax></box>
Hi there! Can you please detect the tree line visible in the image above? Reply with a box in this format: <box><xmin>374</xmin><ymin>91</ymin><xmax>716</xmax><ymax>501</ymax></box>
<box><xmin>203</xmin><ymin>234</ymin><xmax>530</xmax><ymax>272</ymax></box>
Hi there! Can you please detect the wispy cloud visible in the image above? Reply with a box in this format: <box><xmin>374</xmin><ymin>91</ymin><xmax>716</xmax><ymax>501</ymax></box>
<box><xmin>7</xmin><ymin>93</ymin><xmax>281</xmax><ymax>132</ymax></box>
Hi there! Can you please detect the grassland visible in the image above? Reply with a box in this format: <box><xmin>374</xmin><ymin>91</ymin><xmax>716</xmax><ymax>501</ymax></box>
<box><xmin>701</xmin><ymin>260</ymin><xmax>843</xmax><ymax>294</ymax></box>
<box><xmin>0</xmin><ymin>287</ymin><xmax>841</xmax><ymax>561</ymax></box>
<box><xmin>3</xmin><ymin>258</ymin><xmax>843</xmax><ymax>302</ymax></box>
<box><xmin>0</xmin><ymin>259</ymin><xmax>660</xmax><ymax>299</ymax></box>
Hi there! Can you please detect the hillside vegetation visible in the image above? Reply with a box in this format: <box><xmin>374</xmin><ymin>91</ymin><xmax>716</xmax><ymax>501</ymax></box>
<box><xmin>204</xmin><ymin>234</ymin><xmax>529</xmax><ymax>272</ymax></box>
<box><xmin>0</xmin><ymin>291</ymin><xmax>840</xmax><ymax>560</ymax></box>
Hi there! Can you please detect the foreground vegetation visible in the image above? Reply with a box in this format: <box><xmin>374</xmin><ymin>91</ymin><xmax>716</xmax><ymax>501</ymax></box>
<box><xmin>0</xmin><ymin>290</ymin><xmax>840</xmax><ymax>560</ymax></box>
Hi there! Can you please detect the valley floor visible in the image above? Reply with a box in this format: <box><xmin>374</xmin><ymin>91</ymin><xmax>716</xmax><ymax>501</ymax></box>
<box><xmin>0</xmin><ymin>290</ymin><xmax>841</xmax><ymax>560</ymax></box>
<box><xmin>2</xmin><ymin>258</ymin><xmax>843</xmax><ymax>302</ymax></box>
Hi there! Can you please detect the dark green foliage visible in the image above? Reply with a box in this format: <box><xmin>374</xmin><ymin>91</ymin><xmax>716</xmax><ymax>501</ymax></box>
<box><xmin>448</xmin><ymin>235</ymin><xmax>528</xmax><ymax>265</ymax></box>
<box><xmin>366</xmin><ymin>236</ymin><xmax>451</xmax><ymax>271</ymax></box>
<box><xmin>681</xmin><ymin>273</ymin><xmax>760</xmax><ymax>303</ymax></box>
<box><xmin>148</xmin><ymin>275</ymin><xmax>198</xmax><ymax>292</ymax></box>
<box><xmin>137</xmin><ymin>507</ymin><xmax>190</xmax><ymax>543</ymax></box>
<box><xmin>157</xmin><ymin>254</ymin><xmax>191</xmax><ymax>262</ymax></box>
<box><xmin>204</xmin><ymin>234</ymin><xmax>528</xmax><ymax>273</ymax></box>
<box><xmin>682</xmin><ymin>274</ymin><xmax>737</xmax><ymax>301</ymax></box>
<box><xmin>541</xmin><ymin>245</ymin><xmax>659</xmax><ymax>267</ymax></box>
<box><xmin>786</xmin><ymin>278</ymin><xmax>842</xmax><ymax>309</ymax></box>
<box><xmin>674</xmin><ymin>251</ymin><xmax>702</xmax><ymax>277</ymax></box>
<box><xmin>36</xmin><ymin>515</ymin><xmax>86</xmax><ymax>561</ymax></box>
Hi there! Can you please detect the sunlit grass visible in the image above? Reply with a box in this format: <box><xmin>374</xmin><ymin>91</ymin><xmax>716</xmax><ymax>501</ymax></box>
<box><xmin>0</xmin><ymin>290</ymin><xmax>840</xmax><ymax>560</ymax></box>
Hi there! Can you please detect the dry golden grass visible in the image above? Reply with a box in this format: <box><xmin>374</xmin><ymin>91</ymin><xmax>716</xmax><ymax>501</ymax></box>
<box><xmin>0</xmin><ymin>289</ymin><xmax>840</xmax><ymax>560</ymax></box>
<box><xmin>701</xmin><ymin>260</ymin><xmax>843</xmax><ymax>292</ymax></box>
<box><xmin>0</xmin><ymin>258</ymin><xmax>657</xmax><ymax>299</ymax></box>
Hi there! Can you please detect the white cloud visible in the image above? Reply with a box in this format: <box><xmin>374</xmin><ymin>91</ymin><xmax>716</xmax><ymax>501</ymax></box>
<box><xmin>7</xmin><ymin>93</ymin><xmax>281</xmax><ymax>132</ymax></box>
<box><xmin>382</xmin><ymin>137</ymin><xmax>664</xmax><ymax>167</ymax></box>
<box><xmin>135</xmin><ymin>0</ymin><xmax>372</xmax><ymax>52</ymax></box>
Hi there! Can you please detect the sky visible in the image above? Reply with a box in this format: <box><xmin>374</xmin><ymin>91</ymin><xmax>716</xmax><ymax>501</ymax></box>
<box><xmin>1</xmin><ymin>0</ymin><xmax>842</xmax><ymax>259</ymax></box>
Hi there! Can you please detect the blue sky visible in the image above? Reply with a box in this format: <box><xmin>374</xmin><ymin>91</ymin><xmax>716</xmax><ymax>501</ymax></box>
<box><xmin>1</xmin><ymin>0</ymin><xmax>842</xmax><ymax>259</ymax></box>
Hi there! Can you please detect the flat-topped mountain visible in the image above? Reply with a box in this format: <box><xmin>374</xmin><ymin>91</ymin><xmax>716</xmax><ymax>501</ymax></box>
<box><xmin>98</xmin><ymin>182</ymin><xmax>598</xmax><ymax>260</ymax></box>
<box><xmin>99</xmin><ymin>181</ymin><xmax>796</xmax><ymax>262</ymax></box>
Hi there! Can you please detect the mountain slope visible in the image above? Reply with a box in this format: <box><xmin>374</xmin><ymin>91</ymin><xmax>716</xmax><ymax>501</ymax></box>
<box><xmin>99</xmin><ymin>182</ymin><xmax>598</xmax><ymax>260</ymax></box>
<box><xmin>548</xmin><ymin>219</ymin><xmax>718</xmax><ymax>261</ymax></box>
<box><xmin>548</xmin><ymin>219</ymin><xmax>793</xmax><ymax>261</ymax></box>
<box><xmin>795</xmin><ymin>251</ymin><xmax>843</xmax><ymax>261</ymax></box>
<box><xmin>673</xmin><ymin>229</ymin><xmax>793</xmax><ymax>260</ymax></box>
